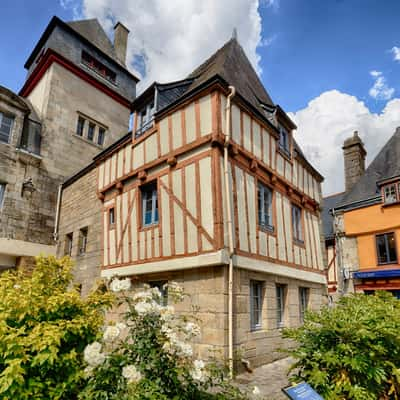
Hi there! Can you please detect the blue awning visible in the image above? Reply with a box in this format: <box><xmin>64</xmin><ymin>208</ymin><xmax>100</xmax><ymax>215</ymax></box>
<box><xmin>353</xmin><ymin>269</ymin><xmax>400</xmax><ymax>279</ymax></box>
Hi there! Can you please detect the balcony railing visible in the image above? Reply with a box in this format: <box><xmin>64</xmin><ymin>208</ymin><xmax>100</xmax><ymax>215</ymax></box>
<box><xmin>20</xmin><ymin>119</ymin><xmax>42</xmax><ymax>156</ymax></box>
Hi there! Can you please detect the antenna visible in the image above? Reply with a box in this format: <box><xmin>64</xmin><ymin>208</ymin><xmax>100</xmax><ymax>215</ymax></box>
<box><xmin>232</xmin><ymin>27</ymin><xmax>238</xmax><ymax>40</ymax></box>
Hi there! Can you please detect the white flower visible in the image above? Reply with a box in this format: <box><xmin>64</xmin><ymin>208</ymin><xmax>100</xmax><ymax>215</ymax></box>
<box><xmin>13</xmin><ymin>284</ymin><xmax>21</xmax><ymax>289</ymax></box>
<box><xmin>184</xmin><ymin>322</ymin><xmax>201</xmax><ymax>338</ymax></box>
<box><xmin>252</xmin><ymin>386</ymin><xmax>261</xmax><ymax>397</ymax></box>
<box><xmin>134</xmin><ymin>300</ymin><xmax>161</xmax><ymax>315</ymax></box>
<box><xmin>132</xmin><ymin>291</ymin><xmax>153</xmax><ymax>301</ymax></box>
<box><xmin>116</xmin><ymin>322</ymin><xmax>126</xmax><ymax>331</ymax></box>
<box><xmin>103</xmin><ymin>325</ymin><xmax>121</xmax><ymax>342</ymax></box>
<box><xmin>122</xmin><ymin>364</ymin><xmax>142</xmax><ymax>383</ymax></box>
<box><xmin>84</xmin><ymin>342</ymin><xmax>106</xmax><ymax>367</ymax></box>
<box><xmin>193</xmin><ymin>359</ymin><xmax>205</xmax><ymax>370</ymax></box>
<box><xmin>176</xmin><ymin>341</ymin><xmax>193</xmax><ymax>358</ymax></box>
<box><xmin>191</xmin><ymin>359</ymin><xmax>207</xmax><ymax>382</ymax></box>
<box><xmin>110</xmin><ymin>277</ymin><xmax>132</xmax><ymax>292</ymax></box>
<box><xmin>160</xmin><ymin>305</ymin><xmax>175</xmax><ymax>322</ymax></box>
<box><xmin>166</xmin><ymin>281</ymin><xmax>184</xmax><ymax>301</ymax></box>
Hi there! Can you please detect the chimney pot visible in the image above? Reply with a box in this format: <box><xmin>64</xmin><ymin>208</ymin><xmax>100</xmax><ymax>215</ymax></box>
<box><xmin>114</xmin><ymin>22</ymin><xmax>129</xmax><ymax>65</ymax></box>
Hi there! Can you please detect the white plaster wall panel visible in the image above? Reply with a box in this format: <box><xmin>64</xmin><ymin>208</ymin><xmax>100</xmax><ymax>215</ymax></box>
<box><xmin>159</xmin><ymin>118</ymin><xmax>169</xmax><ymax>155</ymax></box>
<box><xmin>187</xmin><ymin>219</ymin><xmax>198</xmax><ymax>253</ymax></box>
<box><xmin>160</xmin><ymin>176</ymin><xmax>171</xmax><ymax>257</ymax></box>
<box><xmin>172</xmin><ymin>111</ymin><xmax>182</xmax><ymax>149</ymax></box>
<box><xmin>202</xmin><ymin>235</ymin><xmax>213</xmax><ymax>251</ymax></box>
<box><xmin>133</xmin><ymin>142</ymin><xmax>144</xmax><ymax>170</ymax></box>
<box><xmin>259</xmin><ymin>230</ymin><xmax>267</xmax><ymax>256</ymax></box>
<box><xmin>262</xmin><ymin>129</ymin><xmax>270</xmax><ymax>167</ymax></box>
<box><xmin>293</xmin><ymin>245</ymin><xmax>300</xmax><ymax>265</ymax></box>
<box><xmin>98</xmin><ymin>163</ymin><xmax>104</xmax><ymax>190</ymax></box>
<box><xmin>270</xmin><ymin>138</ymin><xmax>276</xmax><ymax>169</ymax></box>
<box><xmin>185</xmin><ymin>102</ymin><xmax>196</xmax><ymax>144</ymax></box>
<box><xmin>282</xmin><ymin>196</ymin><xmax>293</xmax><ymax>263</ymax></box>
<box><xmin>246</xmin><ymin>172</ymin><xmax>257</xmax><ymax>254</ymax></box>
<box><xmin>109</xmin><ymin>229</ymin><xmax>116</xmax><ymax>265</ymax></box>
<box><xmin>301</xmin><ymin>248</ymin><xmax>307</xmax><ymax>267</ymax></box>
<box><xmin>220</xmin><ymin>95</ymin><xmax>227</xmax><ymax>135</ymax></box>
<box><xmin>174</xmin><ymin>203</ymin><xmax>185</xmax><ymax>255</ymax></box>
<box><xmin>124</xmin><ymin>144</ymin><xmax>132</xmax><ymax>175</ymax></box>
<box><xmin>199</xmin><ymin>157</ymin><xmax>214</xmax><ymax>237</ymax></box>
<box><xmin>117</xmin><ymin>149</ymin><xmax>124</xmax><ymax>179</ymax></box>
<box><xmin>313</xmin><ymin>215</ymin><xmax>324</xmax><ymax>269</ymax></box>
<box><xmin>306</xmin><ymin>171</ymin><xmax>311</xmax><ymax>198</ymax></box>
<box><xmin>303</xmin><ymin>211</ymin><xmax>312</xmax><ymax>268</ymax></box>
<box><xmin>110</xmin><ymin>153</ymin><xmax>117</xmax><ymax>183</ymax></box>
<box><xmin>292</xmin><ymin>160</ymin><xmax>298</xmax><ymax>187</ymax></box>
<box><xmin>103</xmin><ymin>211</ymin><xmax>108</xmax><ymax>265</ymax></box>
<box><xmin>298</xmin><ymin>165</ymin><xmax>304</xmax><ymax>193</ymax></box>
<box><xmin>269</xmin><ymin>235</ymin><xmax>276</xmax><ymax>259</ymax></box>
<box><xmin>146</xmin><ymin>229</ymin><xmax>152</xmax><ymax>259</ymax></box>
<box><xmin>199</xmin><ymin>94</ymin><xmax>212</xmax><ymax>136</ymax></box>
<box><xmin>122</xmin><ymin>192</ymin><xmax>130</xmax><ymax>264</ymax></box>
<box><xmin>314</xmin><ymin>179</ymin><xmax>320</xmax><ymax>203</ymax></box>
<box><xmin>222</xmin><ymin>160</ymin><xmax>235</xmax><ymax>248</ymax></box>
<box><xmin>172</xmin><ymin>169</ymin><xmax>183</xmax><ymax>202</ymax></box>
<box><xmin>130</xmin><ymin>189</ymin><xmax>138</xmax><ymax>261</ymax></box>
<box><xmin>154</xmin><ymin>228</ymin><xmax>160</xmax><ymax>258</ymax></box>
<box><xmin>235</xmin><ymin>166</ymin><xmax>248</xmax><ymax>252</ymax></box>
<box><xmin>114</xmin><ymin>195</ymin><xmax>121</xmax><ymax>264</ymax></box>
<box><xmin>145</xmin><ymin>133</ymin><xmax>158</xmax><ymax>164</ymax></box>
<box><xmin>231</xmin><ymin>104</ymin><xmax>241</xmax><ymax>144</ymax></box>
<box><xmin>253</xmin><ymin>121</ymin><xmax>261</xmax><ymax>160</ymax></box>
<box><xmin>306</xmin><ymin>211</ymin><xmax>316</xmax><ymax>268</ymax></box>
<box><xmin>285</xmin><ymin>160</ymin><xmax>292</xmax><ymax>182</ymax></box>
<box><xmin>276</xmin><ymin>153</ymin><xmax>284</xmax><ymax>177</ymax></box>
<box><xmin>104</xmin><ymin>158</ymin><xmax>110</xmax><ymax>187</ymax></box>
<box><xmin>138</xmin><ymin>231</ymin><xmax>145</xmax><ymax>260</ymax></box>
<box><xmin>275</xmin><ymin>192</ymin><xmax>286</xmax><ymax>261</ymax></box>
<box><xmin>242</xmin><ymin>112</ymin><xmax>251</xmax><ymax>153</ymax></box>
<box><xmin>185</xmin><ymin>164</ymin><xmax>197</xmax><ymax>219</ymax></box>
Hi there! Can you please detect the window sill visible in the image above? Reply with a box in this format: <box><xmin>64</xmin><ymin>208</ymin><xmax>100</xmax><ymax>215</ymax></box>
<box><xmin>73</xmin><ymin>133</ymin><xmax>103</xmax><ymax>149</ymax></box>
<box><xmin>382</xmin><ymin>200</ymin><xmax>400</xmax><ymax>208</ymax></box>
<box><xmin>293</xmin><ymin>239</ymin><xmax>305</xmax><ymax>247</ymax></box>
<box><xmin>258</xmin><ymin>224</ymin><xmax>275</xmax><ymax>235</ymax></box>
<box><xmin>377</xmin><ymin>261</ymin><xmax>398</xmax><ymax>266</ymax></box>
<box><xmin>278</xmin><ymin>147</ymin><xmax>292</xmax><ymax>162</ymax></box>
<box><xmin>140</xmin><ymin>222</ymin><xmax>159</xmax><ymax>231</ymax></box>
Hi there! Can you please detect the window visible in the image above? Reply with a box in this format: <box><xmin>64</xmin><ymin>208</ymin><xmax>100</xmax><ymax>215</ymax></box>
<box><xmin>65</xmin><ymin>233</ymin><xmax>73</xmax><ymax>256</ymax></box>
<box><xmin>81</xmin><ymin>51</ymin><xmax>116</xmax><ymax>83</ymax></box>
<box><xmin>258</xmin><ymin>183</ymin><xmax>273</xmax><ymax>231</ymax></box>
<box><xmin>98</xmin><ymin>127</ymin><xmax>105</xmax><ymax>146</ymax></box>
<box><xmin>87</xmin><ymin>122</ymin><xmax>95</xmax><ymax>141</ymax></box>
<box><xmin>149</xmin><ymin>281</ymin><xmax>168</xmax><ymax>306</ymax></box>
<box><xmin>383</xmin><ymin>183</ymin><xmax>398</xmax><ymax>204</ymax></box>
<box><xmin>0</xmin><ymin>112</ymin><xmax>14</xmax><ymax>144</ymax></box>
<box><xmin>299</xmin><ymin>287</ymin><xmax>309</xmax><ymax>323</ymax></box>
<box><xmin>292</xmin><ymin>204</ymin><xmax>303</xmax><ymax>243</ymax></box>
<box><xmin>135</xmin><ymin>102</ymin><xmax>155</xmax><ymax>138</ymax></box>
<box><xmin>376</xmin><ymin>232</ymin><xmax>397</xmax><ymax>264</ymax></box>
<box><xmin>279</xmin><ymin>125</ymin><xmax>290</xmax><ymax>156</ymax></box>
<box><xmin>76</xmin><ymin>116</ymin><xmax>85</xmax><ymax>136</ymax></box>
<box><xmin>78</xmin><ymin>227</ymin><xmax>88</xmax><ymax>255</ymax></box>
<box><xmin>20</xmin><ymin>119</ymin><xmax>42</xmax><ymax>155</ymax></box>
<box><xmin>0</xmin><ymin>183</ymin><xmax>6</xmax><ymax>210</ymax></box>
<box><xmin>276</xmin><ymin>284</ymin><xmax>286</xmax><ymax>328</ymax></box>
<box><xmin>109</xmin><ymin>207</ymin><xmax>115</xmax><ymax>226</ymax></box>
<box><xmin>250</xmin><ymin>280</ymin><xmax>263</xmax><ymax>330</ymax></box>
<box><xmin>141</xmin><ymin>182</ymin><xmax>159</xmax><ymax>226</ymax></box>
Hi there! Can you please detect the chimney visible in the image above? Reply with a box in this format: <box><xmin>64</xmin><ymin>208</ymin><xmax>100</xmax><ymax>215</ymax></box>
<box><xmin>113</xmin><ymin>22</ymin><xmax>129</xmax><ymax>65</ymax></box>
<box><xmin>342</xmin><ymin>131</ymin><xmax>367</xmax><ymax>192</ymax></box>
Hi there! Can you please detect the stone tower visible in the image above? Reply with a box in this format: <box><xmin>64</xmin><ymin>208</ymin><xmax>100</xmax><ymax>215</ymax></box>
<box><xmin>342</xmin><ymin>131</ymin><xmax>366</xmax><ymax>192</ymax></box>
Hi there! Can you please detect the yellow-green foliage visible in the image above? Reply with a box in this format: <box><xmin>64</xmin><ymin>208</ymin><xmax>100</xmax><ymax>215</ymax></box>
<box><xmin>0</xmin><ymin>256</ymin><xmax>113</xmax><ymax>400</ymax></box>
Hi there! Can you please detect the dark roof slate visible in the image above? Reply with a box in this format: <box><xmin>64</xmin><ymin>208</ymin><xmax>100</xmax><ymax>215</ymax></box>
<box><xmin>67</xmin><ymin>19</ymin><xmax>117</xmax><ymax>62</ymax></box>
<box><xmin>322</xmin><ymin>192</ymin><xmax>346</xmax><ymax>239</ymax></box>
<box><xmin>341</xmin><ymin>127</ymin><xmax>400</xmax><ymax>205</ymax></box>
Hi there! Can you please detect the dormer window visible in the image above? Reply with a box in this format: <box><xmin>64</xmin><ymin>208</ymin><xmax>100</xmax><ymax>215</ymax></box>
<box><xmin>135</xmin><ymin>102</ymin><xmax>155</xmax><ymax>138</ymax></box>
<box><xmin>382</xmin><ymin>182</ymin><xmax>400</xmax><ymax>204</ymax></box>
<box><xmin>279</xmin><ymin>125</ymin><xmax>290</xmax><ymax>157</ymax></box>
<box><xmin>81</xmin><ymin>51</ymin><xmax>116</xmax><ymax>84</ymax></box>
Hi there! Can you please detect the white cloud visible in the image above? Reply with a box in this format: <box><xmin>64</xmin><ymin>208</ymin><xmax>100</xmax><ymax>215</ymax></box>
<box><xmin>289</xmin><ymin>90</ymin><xmax>400</xmax><ymax>195</ymax></box>
<box><xmin>368</xmin><ymin>70</ymin><xmax>394</xmax><ymax>100</ymax></box>
<box><xmin>391</xmin><ymin>46</ymin><xmax>400</xmax><ymax>62</ymax></box>
<box><xmin>76</xmin><ymin>0</ymin><xmax>265</xmax><ymax>91</ymax></box>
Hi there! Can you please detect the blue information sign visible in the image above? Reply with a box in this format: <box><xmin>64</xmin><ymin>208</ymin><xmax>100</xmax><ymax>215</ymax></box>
<box><xmin>283</xmin><ymin>382</ymin><xmax>324</xmax><ymax>400</ymax></box>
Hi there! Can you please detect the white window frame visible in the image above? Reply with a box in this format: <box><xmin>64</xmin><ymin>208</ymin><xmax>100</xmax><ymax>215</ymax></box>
<box><xmin>383</xmin><ymin>183</ymin><xmax>398</xmax><ymax>204</ymax></box>
<box><xmin>250</xmin><ymin>280</ymin><xmax>263</xmax><ymax>331</ymax></box>
<box><xmin>141</xmin><ymin>182</ymin><xmax>159</xmax><ymax>227</ymax></box>
<box><xmin>0</xmin><ymin>112</ymin><xmax>14</xmax><ymax>144</ymax></box>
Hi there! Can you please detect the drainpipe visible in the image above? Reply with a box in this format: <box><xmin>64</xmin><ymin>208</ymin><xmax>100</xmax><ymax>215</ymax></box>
<box><xmin>224</xmin><ymin>85</ymin><xmax>236</xmax><ymax>378</ymax></box>
<box><xmin>53</xmin><ymin>184</ymin><xmax>63</xmax><ymax>242</ymax></box>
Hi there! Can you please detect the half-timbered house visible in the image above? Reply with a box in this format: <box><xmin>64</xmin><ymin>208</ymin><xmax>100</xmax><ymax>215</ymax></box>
<box><xmin>57</xmin><ymin>36</ymin><xmax>327</xmax><ymax>369</ymax></box>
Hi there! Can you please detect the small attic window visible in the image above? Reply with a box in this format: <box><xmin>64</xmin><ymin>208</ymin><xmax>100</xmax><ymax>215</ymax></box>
<box><xmin>382</xmin><ymin>182</ymin><xmax>400</xmax><ymax>204</ymax></box>
<box><xmin>135</xmin><ymin>101</ymin><xmax>155</xmax><ymax>138</ymax></box>
<box><xmin>279</xmin><ymin>125</ymin><xmax>291</xmax><ymax>158</ymax></box>
<box><xmin>81</xmin><ymin>51</ymin><xmax>116</xmax><ymax>83</ymax></box>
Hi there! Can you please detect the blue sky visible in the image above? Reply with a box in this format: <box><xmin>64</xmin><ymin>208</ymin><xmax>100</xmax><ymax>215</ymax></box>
<box><xmin>0</xmin><ymin>0</ymin><xmax>399</xmax><ymax>194</ymax></box>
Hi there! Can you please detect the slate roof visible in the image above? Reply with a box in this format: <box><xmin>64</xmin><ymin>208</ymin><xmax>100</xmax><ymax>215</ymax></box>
<box><xmin>321</xmin><ymin>192</ymin><xmax>345</xmax><ymax>239</ymax></box>
<box><xmin>340</xmin><ymin>127</ymin><xmax>400</xmax><ymax>207</ymax></box>
<box><xmin>67</xmin><ymin>19</ymin><xmax>117</xmax><ymax>62</ymax></box>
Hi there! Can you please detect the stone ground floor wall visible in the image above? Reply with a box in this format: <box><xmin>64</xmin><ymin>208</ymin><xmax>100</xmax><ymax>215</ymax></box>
<box><xmin>107</xmin><ymin>264</ymin><xmax>326</xmax><ymax>371</ymax></box>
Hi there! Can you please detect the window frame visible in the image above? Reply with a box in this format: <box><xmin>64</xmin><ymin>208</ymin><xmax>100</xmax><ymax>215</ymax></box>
<box><xmin>76</xmin><ymin>116</ymin><xmax>85</xmax><ymax>137</ymax></box>
<box><xmin>382</xmin><ymin>182</ymin><xmax>400</xmax><ymax>204</ymax></box>
<box><xmin>257</xmin><ymin>182</ymin><xmax>274</xmax><ymax>232</ymax></box>
<box><xmin>291</xmin><ymin>204</ymin><xmax>304</xmax><ymax>244</ymax></box>
<box><xmin>376</xmin><ymin>232</ymin><xmax>397</xmax><ymax>265</ymax></box>
<box><xmin>299</xmin><ymin>287</ymin><xmax>309</xmax><ymax>324</ymax></box>
<box><xmin>276</xmin><ymin>284</ymin><xmax>286</xmax><ymax>328</ymax></box>
<box><xmin>78</xmin><ymin>227</ymin><xmax>88</xmax><ymax>255</ymax></box>
<box><xmin>140</xmin><ymin>181</ymin><xmax>159</xmax><ymax>228</ymax></box>
<box><xmin>278</xmin><ymin>124</ymin><xmax>291</xmax><ymax>158</ymax></box>
<box><xmin>98</xmin><ymin>127</ymin><xmax>106</xmax><ymax>146</ymax></box>
<box><xmin>0</xmin><ymin>111</ymin><xmax>14</xmax><ymax>144</ymax></box>
<box><xmin>0</xmin><ymin>183</ymin><xmax>6</xmax><ymax>210</ymax></box>
<box><xmin>250</xmin><ymin>280</ymin><xmax>263</xmax><ymax>331</ymax></box>
<box><xmin>87</xmin><ymin>121</ymin><xmax>95</xmax><ymax>141</ymax></box>
<box><xmin>65</xmin><ymin>232</ymin><xmax>73</xmax><ymax>256</ymax></box>
<box><xmin>108</xmin><ymin>207</ymin><xmax>115</xmax><ymax>227</ymax></box>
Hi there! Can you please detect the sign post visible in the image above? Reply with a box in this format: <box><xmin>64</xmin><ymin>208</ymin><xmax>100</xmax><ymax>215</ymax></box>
<box><xmin>282</xmin><ymin>382</ymin><xmax>324</xmax><ymax>400</ymax></box>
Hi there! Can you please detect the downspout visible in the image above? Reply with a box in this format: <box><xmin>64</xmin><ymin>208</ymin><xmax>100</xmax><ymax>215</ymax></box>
<box><xmin>53</xmin><ymin>183</ymin><xmax>62</xmax><ymax>242</ymax></box>
<box><xmin>224</xmin><ymin>86</ymin><xmax>236</xmax><ymax>378</ymax></box>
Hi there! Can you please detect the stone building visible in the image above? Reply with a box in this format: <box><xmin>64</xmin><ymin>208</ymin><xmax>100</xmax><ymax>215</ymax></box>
<box><xmin>324</xmin><ymin>128</ymin><xmax>400</xmax><ymax>298</ymax></box>
<box><xmin>0</xmin><ymin>16</ymin><xmax>138</xmax><ymax>269</ymax></box>
<box><xmin>57</xmin><ymin>36</ymin><xmax>327</xmax><ymax>369</ymax></box>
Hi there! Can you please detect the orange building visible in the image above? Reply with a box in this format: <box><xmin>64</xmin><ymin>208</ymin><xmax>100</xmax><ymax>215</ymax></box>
<box><xmin>325</xmin><ymin>128</ymin><xmax>400</xmax><ymax>298</ymax></box>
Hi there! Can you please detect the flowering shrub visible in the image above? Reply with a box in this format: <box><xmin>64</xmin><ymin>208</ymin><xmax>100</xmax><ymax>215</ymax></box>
<box><xmin>80</xmin><ymin>278</ymin><xmax>251</xmax><ymax>400</ymax></box>
<box><xmin>0</xmin><ymin>256</ymin><xmax>113</xmax><ymax>400</ymax></box>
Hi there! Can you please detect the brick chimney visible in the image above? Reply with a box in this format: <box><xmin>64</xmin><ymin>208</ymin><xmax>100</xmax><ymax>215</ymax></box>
<box><xmin>113</xmin><ymin>22</ymin><xmax>129</xmax><ymax>65</ymax></box>
<box><xmin>342</xmin><ymin>131</ymin><xmax>367</xmax><ymax>192</ymax></box>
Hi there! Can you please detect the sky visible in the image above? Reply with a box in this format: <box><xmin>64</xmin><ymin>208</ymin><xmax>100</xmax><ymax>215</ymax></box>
<box><xmin>0</xmin><ymin>0</ymin><xmax>399</xmax><ymax>195</ymax></box>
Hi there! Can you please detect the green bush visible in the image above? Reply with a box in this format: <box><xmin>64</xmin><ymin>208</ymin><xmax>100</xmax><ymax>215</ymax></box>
<box><xmin>283</xmin><ymin>292</ymin><xmax>400</xmax><ymax>400</ymax></box>
<box><xmin>0</xmin><ymin>256</ymin><xmax>113</xmax><ymax>400</ymax></box>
